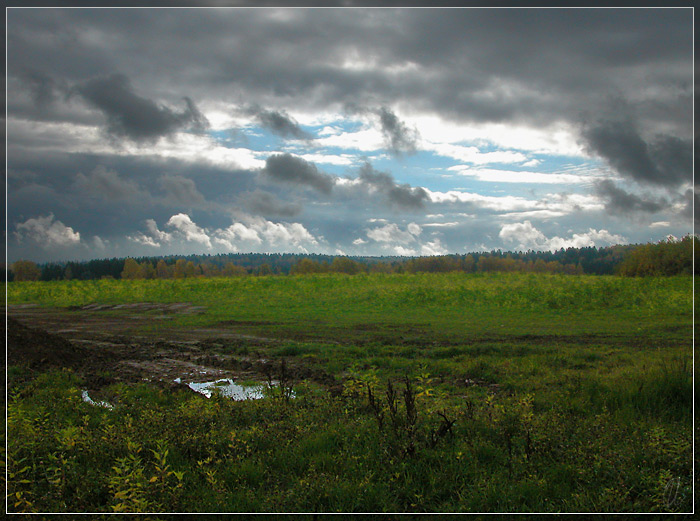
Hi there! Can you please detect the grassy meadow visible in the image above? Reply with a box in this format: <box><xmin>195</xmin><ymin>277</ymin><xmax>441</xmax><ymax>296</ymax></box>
<box><xmin>4</xmin><ymin>272</ymin><xmax>695</xmax><ymax>513</ymax></box>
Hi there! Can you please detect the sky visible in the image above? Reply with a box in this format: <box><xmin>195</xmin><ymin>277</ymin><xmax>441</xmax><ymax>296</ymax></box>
<box><xmin>5</xmin><ymin>6</ymin><xmax>695</xmax><ymax>263</ymax></box>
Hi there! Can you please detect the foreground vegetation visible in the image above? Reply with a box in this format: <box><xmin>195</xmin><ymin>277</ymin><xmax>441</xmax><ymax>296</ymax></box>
<box><xmin>5</xmin><ymin>273</ymin><xmax>694</xmax><ymax>513</ymax></box>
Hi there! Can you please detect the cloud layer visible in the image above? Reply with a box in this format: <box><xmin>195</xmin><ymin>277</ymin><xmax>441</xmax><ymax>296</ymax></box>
<box><xmin>5</xmin><ymin>7</ymin><xmax>693</xmax><ymax>262</ymax></box>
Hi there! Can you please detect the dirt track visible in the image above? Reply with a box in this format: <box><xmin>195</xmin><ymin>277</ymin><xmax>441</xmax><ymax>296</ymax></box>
<box><xmin>6</xmin><ymin>303</ymin><xmax>306</xmax><ymax>392</ymax></box>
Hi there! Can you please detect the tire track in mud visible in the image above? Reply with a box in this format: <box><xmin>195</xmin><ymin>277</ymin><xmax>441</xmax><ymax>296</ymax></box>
<box><xmin>6</xmin><ymin>303</ymin><xmax>310</xmax><ymax>392</ymax></box>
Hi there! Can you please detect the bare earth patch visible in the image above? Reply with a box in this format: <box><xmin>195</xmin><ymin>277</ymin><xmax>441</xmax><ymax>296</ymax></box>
<box><xmin>5</xmin><ymin>303</ymin><xmax>299</xmax><ymax>392</ymax></box>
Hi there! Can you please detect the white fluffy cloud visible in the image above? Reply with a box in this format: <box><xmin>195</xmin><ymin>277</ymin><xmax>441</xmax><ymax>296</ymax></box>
<box><xmin>428</xmin><ymin>143</ymin><xmax>528</xmax><ymax>165</ymax></box>
<box><xmin>215</xmin><ymin>216</ymin><xmax>319</xmax><ymax>252</ymax></box>
<box><xmin>546</xmin><ymin>229</ymin><xmax>626</xmax><ymax>251</ymax></box>
<box><xmin>363</xmin><ymin>221</ymin><xmax>447</xmax><ymax>256</ymax></box>
<box><xmin>420</xmin><ymin>238</ymin><xmax>448</xmax><ymax>256</ymax></box>
<box><xmin>216</xmin><ymin>222</ymin><xmax>263</xmax><ymax>247</ymax></box>
<box><xmin>448</xmin><ymin>167</ymin><xmax>599</xmax><ymax>185</ymax></box>
<box><xmin>296</xmin><ymin>152</ymin><xmax>356</xmax><ymax>166</ymax></box>
<box><xmin>498</xmin><ymin>221</ymin><xmax>547</xmax><ymax>249</ymax></box>
<box><xmin>427</xmin><ymin>188</ymin><xmax>605</xmax><ymax>218</ymax></box>
<box><xmin>407</xmin><ymin>222</ymin><xmax>422</xmax><ymax>236</ymax></box>
<box><xmin>499</xmin><ymin>220</ymin><xmax>626</xmax><ymax>252</ymax></box>
<box><xmin>167</xmin><ymin>213</ymin><xmax>213</xmax><ymax>248</ymax></box>
<box><xmin>410</xmin><ymin>115</ymin><xmax>586</xmax><ymax>157</ymax></box>
<box><xmin>15</xmin><ymin>213</ymin><xmax>81</xmax><ymax>247</ymax></box>
<box><xmin>426</xmin><ymin>189</ymin><xmax>536</xmax><ymax>212</ymax></box>
<box><xmin>313</xmin><ymin>126</ymin><xmax>384</xmax><ymax>152</ymax></box>
<box><xmin>367</xmin><ymin>223</ymin><xmax>416</xmax><ymax>244</ymax></box>
<box><xmin>129</xmin><ymin>212</ymin><xmax>320</xmax><ymax>254</ymax></box>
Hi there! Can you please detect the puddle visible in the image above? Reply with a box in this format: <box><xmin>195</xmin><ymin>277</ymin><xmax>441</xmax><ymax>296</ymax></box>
<box><xmin>81</xmin><ymin>390</ymin><xmax>113</xmax><ymax>409</ymax></box>
<box><xmin>177</xmin><ymin>378</ymin><xmax>269</xmax><ymax>400</ymax></box>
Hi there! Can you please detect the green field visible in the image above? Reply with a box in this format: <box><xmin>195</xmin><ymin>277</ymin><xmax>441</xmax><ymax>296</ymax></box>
<box><xmin>4</xmin><ymin>273</ymin><xmax>695</xmax><ymax>513</ymax></box>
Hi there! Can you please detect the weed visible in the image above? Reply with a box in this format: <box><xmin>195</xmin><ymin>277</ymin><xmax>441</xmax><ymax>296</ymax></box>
<box><xmin>263</xmin><ymin>359</ymin><xmax>295</xmax><ymax>402</ymax></box>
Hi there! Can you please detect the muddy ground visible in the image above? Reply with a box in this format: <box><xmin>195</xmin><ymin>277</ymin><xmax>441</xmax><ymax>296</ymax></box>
<box><xmin>6</xmin><ymin>302</ymin><xmax>332</xmax><ymax>394</ymax></box>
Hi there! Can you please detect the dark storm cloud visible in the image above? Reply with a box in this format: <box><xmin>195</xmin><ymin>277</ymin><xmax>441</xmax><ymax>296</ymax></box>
<box><xmin>7</xmin><ymin>151</ymin><xmax>257</xmax><ymax>239</ymax></box>
<box><xmin>8</xmin><ymin>9</ymin><xmax>691</xmax><ymax>137</ymax></box>
<box><xmin>357</xmin><ymin>162</ymin><xmax>428</xmax><ymax>210</ymax></box>
<box><xmin>391</xmin><ymin>9</ymin><xmax>691</xmax><ymax>124</ymax></box>
<box><xmin>18</xmin><ymin>70</ymin><xmax>63</xmax><ymax>109</ymax></box>
<box><xmin>594</xmin><ymin>180</ymin><xmax>668</xmax><ymax>215</ymax></box>
<box><xmin>158</xmin><ymin>175</ymin><xmax>206</xmax><ymax>207</ymax></box>
<box><xmin>73</xmin><ymin>74</ymin><xmax>209</xmax><ymax>142</ymax></box>
<box><xmin>243</xmin><ymin>190</ymin><xmax>302</xmax><ymax>217</ymax></box>
<box><xmin>582</xmin><ymin>119</ymin><xmax>692</xmax><ymax>187</ymax></box>
<box><xmin>263</xmin><ymin>154</ymin><xmax>334</xmax><ymax>194</ymax></box>
<box><xmin>250</xmin><ymin>107</ymin><xmax>312</xmax><ymax>140</ymax></box>
<box><xmin>75</xmin><ymin>165</ymin><xmax>146</xmax><ymax>201</ymax></box>
<box><xmin>343</xmin><ymin>104</ymin><xmax>419</xmax><ymax>156</ymax></box>
<box><xmin>582</xmin><ymin>121</ymin><xmax>659</xmax><ymax>183</ymax></box>
<box><xmin>377</xmin><ymin>107</ymin><xmax>418</xmax><ymax>156</ymax></box>
<box><xmin>648</xmin><ymin>135</ymin><xmax>693</xmax><ymax>186</ymax></box>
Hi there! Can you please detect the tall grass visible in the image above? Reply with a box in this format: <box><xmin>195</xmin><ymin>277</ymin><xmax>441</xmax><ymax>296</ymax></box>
<box><xmin>600</xmin><ymin>357</ymin><xmax>692</xmax><ymax>420</ymax></box>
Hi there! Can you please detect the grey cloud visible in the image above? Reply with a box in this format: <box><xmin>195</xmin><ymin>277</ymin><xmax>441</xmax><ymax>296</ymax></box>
<box><xmin>595</xmin><ymin>179</ymin><xmax>668</xmax><ymax>215</ymax></box>
<box><xmin>343</xmin><ymin>104</ymin><xmax>419</xmax><ymax>156</ymax></box>
<box><xmin>73</xmin><ymin>73</ymin><xmax>209</xmax><ymax>142</ymax></box>
<box><xmin>8</xmin><ymin>10</ymin><xmax>691</xmax><ymax>139</ymax></box>
<box><xmin>358</xmin><ymin>162</ymin><xmax>428</xmax><ymax>210</ymax></box>
<box><xmin>582</xmin><ymin>119</ymin><xmax>692</xmax><ymax>187</ymax></box>
<box><xmin>158</xmin><ymin>175</ymin><xmax>206</xmax><ymax>207</ymax></box>
<box><xmin>19</xmin><ymin>70</ymin><xmax>64</xmax><ymax>109</ymax></box>
<box><xmin>648</xmin><ymin>135</ymin><xmax>693</xmax><ymax>186</ymax></box>
<box><xmin>7</xmin><ymin>151</ymin><xmax>257</xmax><ymax>242</ymax></box>
<box><xmin>377</xmin><ymin>107</ymin><xmax>418</xmax><ymax>156</ymax></box>
<box><xmin>251</xmin><ymin>107</ymin><xmax>312</xmax><ymax>140</ymax></box>
<box><xmin>582</xmin><ymin>120</ymin><xmax>659</xmax><ymax>183</ymax></box>
<box><xmin>679</xmin><ymin>189</ymin><xmax>698</xmax><ymax>225</ymax></box>
<box><xmin>182</xmin><ymin>97</ymin><xmax>209</xmax><ymax>133</ymax></box>
<box><xmin>75</xmin><ymin>165</ymin><xmax>145</xmax><ymax>201</ymax></box>
<box><xmin>263</xmin><ymin>153</ymin><xmax>334</xmax><ymax>194</ymax></box>
<box><xmin>387</xmin><ymin>184</ymin><xmax>429</xmax><ymax>210</ymax></box>
<box><xmin>243</xmin><ymin>190</ymin><xmax>302</xmax><ymax>217</ymax></box>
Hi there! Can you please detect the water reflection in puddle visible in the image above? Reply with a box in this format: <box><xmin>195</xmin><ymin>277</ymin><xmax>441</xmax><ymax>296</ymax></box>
<box><xmin>177</xmin><ymin>378</ymin><xmax>269</xmax><ymax>400</ymax></box>
<box><xmin>81</xmin><ymin>390</ymin><xmax>113</xmax><ymax>409</ymax></box>
<box><xmin>84</xmin><ymin>378</ymin><xmax>285</xmax><ymax>408</ymax></box>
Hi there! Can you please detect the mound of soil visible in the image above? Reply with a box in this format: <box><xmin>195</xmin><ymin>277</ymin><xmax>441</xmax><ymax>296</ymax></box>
<box><xmin>7</xmin><ymin>317</ymin><xmax>92</xmax><ymax>371</ymax></box>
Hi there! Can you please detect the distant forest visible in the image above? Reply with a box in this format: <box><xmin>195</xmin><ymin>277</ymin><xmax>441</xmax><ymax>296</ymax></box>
<box><xmin>7</xmin><ymin>235</ymin><xmax>696</xmax><ymax>282</ymax></box>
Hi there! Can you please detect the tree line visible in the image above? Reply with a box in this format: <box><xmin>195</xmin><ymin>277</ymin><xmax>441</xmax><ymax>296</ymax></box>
<box><xmin>615</xmin><ymin>234</ymin><xmax>695</xmax><ymax>276</ymax></box>
<box><xmin>7</xmin><ymin>235</ymin><xmax>696</xmax><ymax>282</ymax></box>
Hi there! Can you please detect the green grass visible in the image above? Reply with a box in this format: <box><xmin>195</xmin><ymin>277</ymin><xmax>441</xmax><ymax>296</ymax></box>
<box><xmin>7</xmin><ymin>273</ymin><xmax>691</xmax><ymax>338</ymax></box>
<box><xmin>4</xmin><ymin>273</ymin><xmax>694</xmax><ymax>513</ymax></box>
